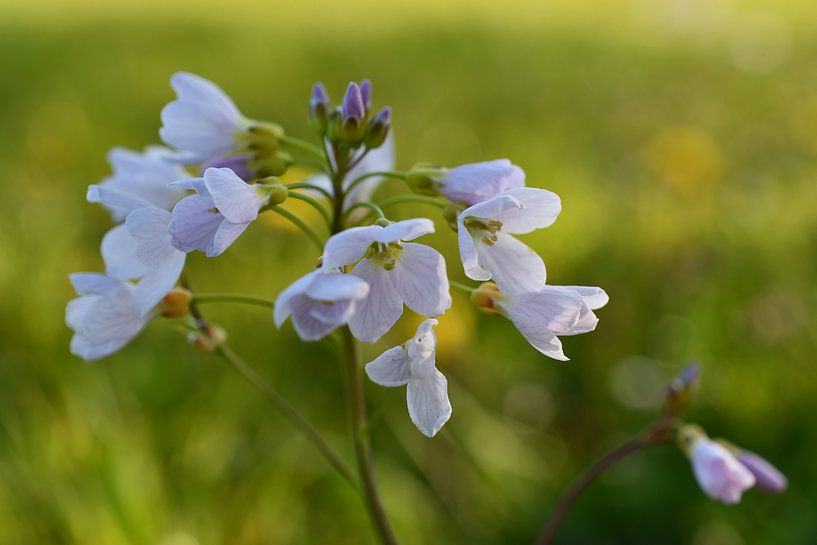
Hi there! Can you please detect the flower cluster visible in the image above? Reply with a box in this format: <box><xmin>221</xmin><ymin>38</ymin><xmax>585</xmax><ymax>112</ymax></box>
<box><xmin>67</xmin><ymin>73</ymin><xmax>607</xmax><ymax>437</ymax></box>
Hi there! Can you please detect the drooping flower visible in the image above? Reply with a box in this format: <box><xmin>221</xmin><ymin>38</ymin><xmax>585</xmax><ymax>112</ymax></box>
<box><xmin>365</xmin><ymin>319</ymin><xmax>451</xmax><ymax>437</ymax></box>
<box><xmin>457</xmin><ymin>187</ymin><xmax>561</xmax><ymax>295</ymax></box>
<box><xmin>66</xmin><ymin>273</ymin><xmax>154</xmax><ymax>361</ymax></box>
<box><xmin>168</xmin><ymin>167</ymin><xmax>272</xmax><ymax>257</ymax></box>
<box><xmin>323</xmin><ymin>218</ymin><xmax>451</xmax><ymax>342</ymax></box>
<box><xmin>471</xmin><ymin>282</ymin><xmax>607</xmax><ymax>360</ymax></box>
<box><xmin>87</xmin><ymin>146</ymin><xmax>188</xmax><ymax>222</ymax></box>
<box><xmin>274</xmin><ymin>269</ymin><xmax>370</xmax><ymax>341</ymax></box>
<box><xmin>159</xmin><ymin>72</ymin><xmax>252</xmax><ymax>164</ymax></box>
<box><xmin>688</xmin><ymin>435</ymin><xmax>756</xmax><ymax>504</ymax></box>
<box><xmin>736</xmin><ymin>450</ymin><xmax>788</xmax><ymax>494</ymax></box>
<box><xmin>436</xmin><ymin>159</ymin><xmax>525</xmax><ymax>206</ymax></box>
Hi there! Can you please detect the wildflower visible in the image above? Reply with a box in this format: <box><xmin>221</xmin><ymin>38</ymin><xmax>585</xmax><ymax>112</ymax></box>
<box><xmin>274</xmin><ymin>269</ymin><xmax>370</xmax><ymax>341</ymax></box>
<box><xmin>66</xmin><ymin>273</ymin><xmax>154</xmax><ymax>361</ymax></box>
<box><xmin>365</xmin><ymin>319</ymin><xmax>451</xmax><ymax>437</ymax></box>
<box><xmin>458</xmin><ymin>187</ymin><xmax>561</xmax><ymax>294</ymax></box>
<box><xmin>323</xmin><ymin>218</ymin><xmax>451</xmax><ymax>342</ymax></box>
<box><xmin>437</xmin><ymin>159</ymin><xmax>525</xmax><ymax>206</ymax></box>
<box><xmin>160</xmin><ymin>72</ymin><xmax>253</xmax><ymax>164</ymax></box>
<box><xmin>168</xmin><ymin>167</ymin><xmax>274</xmax><ymax>257</ymax></box>
<box><xmin>681</xmin><ymin>426</ymin><xmax>756</xmax><ymax>504</ymax></box>
<box><xmin>471</xmin><ymin>282</ymin><xmax>607</xmax><ymax>360</ymax></box>
<box><xmin>87</xmin><ymin>146</ymin><xmax>188</xmax><ymax>222</ymax></box>
<box><xmin>736</xmin><ymin>450</ymin><xmax>788</xmax><ymax>493</ymax></box>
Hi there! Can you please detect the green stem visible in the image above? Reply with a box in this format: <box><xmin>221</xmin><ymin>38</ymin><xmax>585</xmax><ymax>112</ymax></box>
<box><xmin>378</xmin><ymin>194</ymin><xmax>446</xmax><ymax>210</ymax></box>
<box><xmin>449</xmin><ymin>280</ymin><xmax>475</xmax><ymax>293</ymax></box>
<box><xmin>344</xmin><ymin>170</ymin><xmax>406</xmax><ymax>200</ymax></box>
<box><xmin>288</xmin><ymin>157</ymin><xmax>331</xmax><ymax>174</ymax></box>
<box><xmin>193</xmin><ymin>293</ymin><xmax>276</xmax><ymax>309</ymax></box>
<box><xmin>341</xmin><ymin>327</ymin><xmax>399</xmax><ymax>545</ymax></box>
<box><xmin>344</xmin><ymin>201</ymin><xmax>386</xmax><ymax>222</ymax></box>
<box><xmin>280</xmin><ymin>134</ymin><xmax>325</xmax><ymax>159</ymax></box>
<box><xmin>266</xmin><ymin>206</ymin><xmax>325</xmax><ymax>251</ymax></box>
<box><xmin>285</xmin><ymin>182</ymin><xmax>333</xmax><ymax>201</ymax></box>
<box><xmin>287</xmin><ymin>191</ymin><xmax>333</xmax><ymax>229</ymax></box>
<box><xmin>217</xmin><ymin>342</ymin><xmax>360</xmax><ymax>491</ymax></box>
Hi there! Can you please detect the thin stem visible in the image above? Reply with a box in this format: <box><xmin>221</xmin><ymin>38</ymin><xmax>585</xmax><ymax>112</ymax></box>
<box><xmin>345</xmin><ymin>148</ymin><xmax>371</xmax><ymax>172</ymax></box>
<box><xmin>378</xmin><ymin>194</ymin><xmax>446</xmax><ymax>211</ymax></box>
<box><xmin>287</xmin><ymin>191</ymin><xmax>333</xmax><ymax>229</ymax></box>
<box><xmin>344</xmin><ymin>201</ymin><xmax>386</xmax><ymax>222</ymax></box>
<box><xmin>534</xmin><ymin>418</ymin><xmax>674</xmax><ymax>545</ymax></box>
<box><xmin>344</xmin><ymin>170</ymin><xmax>406</xmax><ymax>200</ymax></box>
<box><xmin>266</xmin><ymin>206</ymin><xmax>325</xmax><ymax>251</ymax></box>
<box><xmin>288</xmin><ymin>157</ymin><xmax>331</xmax><ymax>174</ymax></box>
<box><xmin>449</xmin><ymin>280</ymin><xmax>475</xmax><ymax>293</ymax></box>
<box><xmin>193</xmin><ymin>293</ymin><xmax>276</xmax><ymax>309</ymax></box>
<box><xmin>341</xmin><ymin>327</ymin><xmax>399</xmax><ymax>545</ymax></box>
<box><xmin>217</xmin><ymin>342</ymin><xmax>360</xmax><ymax>490</ymax></box>
<box><xmin>285</xmin><ymin>182</ymin><xmax>333</xmax><ymax>201</ymax></box>
<box><xmin>280</xmin><ymin>134</ymin><xmax>325</xmax><ymax>159</ymax></box>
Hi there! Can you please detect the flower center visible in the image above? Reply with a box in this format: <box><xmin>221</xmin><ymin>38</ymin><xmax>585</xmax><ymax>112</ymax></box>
<box><xmin>463</xmin><ymin>217</ymin><xmax>503</xmax><ymax>246</ymax></box>
<box><xmin>366</xmin><ymin>242</ymin><xmax>404</xmax><ymax>271</ymax></box>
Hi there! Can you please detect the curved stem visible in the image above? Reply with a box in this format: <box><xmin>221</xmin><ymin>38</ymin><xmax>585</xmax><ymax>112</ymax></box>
<box><xmin>344</xmin><ymin>170</ymin><xmax>406</xmax><ymax>201</ymax></box>
<box><xmin>288</xmin><ymin>157</ymin><xmax>331</xmax><ymax>174</ymax></box>
<box><xmin>449</xmin><ymin>280</ymin><xmax>475</xmax><ymax>293</ymax></box>
<box><xmin>217</xmin><ymin>342</ymin><xmax>360</xmax><ymax>491</ymax></box>
<box><xmin>287</xmin><ymin>191</ymin><xmax>333</xmax><ymax>229</ymax></box>
<box><xmin>193</xmin><ymin>293</ymin><xmax>276</xmax><ymax>309</ymax></box>
<box><xmin>280</xmin><ymin>134</ymin><xmax>325</xmax><ymax>159</ymax></box>
<box><xmin>534</xmin><ymin>418</ymin><xmax>674</xmax><ymax>545</ymax></box>
<box><xmin>341</xmin><ymin>327</ymin><xmax>399</xmax><ymax>545</ymax></box>
<box><xmin>378</xmin><ymin>194</ymin><xmax>446</xmax><ymax>211</ymax></box>
<box><xmin>266</xmin><ymin>206</ymin><xmax>325</xmax><ymax>251</ymax></box>
<box><xmin>285</xmin><ymin>182</ymin><xmax>333</xmax><ymax>201</ymax></box>
<box><xmin>344</xmin><ymin>201</ymin><xmax>386</xmax><ymax>222</ymax></box>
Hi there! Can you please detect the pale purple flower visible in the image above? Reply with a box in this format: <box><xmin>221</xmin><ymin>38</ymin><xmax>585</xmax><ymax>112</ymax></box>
<box><xmin>200</xmin><ymin>154</ymin><xmax>254</xmax><ymax>181</ymax></box>
<box><xmin>310</xmin><ymin>82</ymin><xmax>330</xmax><ymax>119</ymax></box>
<box><xmin>437</xmin><ymin>159</ymin><xmax>525</xmax><ymax>206</ymax></box>
<box><xmin>737</xmin><ymin>450</ymin><xmax>788</xmax><ymax>493</ymax></box>
<box><xmin>341</xmin><ymin>82</ymin><xmax>365</xmax><ymax>122</ymax></box>
<box><xmin>359</xmin><ymin>79</ymin><xmax>372</xmax><ymax>110</ymax></box>
<box><xmin>690</xmin><ymin>437</ymin><xmax>756</xmax><ymax>504</ymax></box>
<box><xmin>274</xmin><ymin>270</ymin><xmax>370</xmax><ymax>341</ymax></box>
<box><xmin>87</xmin><ymin>146</ymin><xmax>188</xmax><ymax>222</ymax></box>
<box><xmin>160</xmin><ymin>72</ymin><xmax>251</xmax><ymax>164</ymax></box>
<box><xmin>66</xmin><ymin>273</ymin><xmax>154</xmax><ymax>361</ymax></box>
<box><xmin>323</xmin><ymin>218</ymin><xmax>451</xmax><ymax>343</ymax></box>
<box><xmin>458</xmin><ymin>187</ymin><xmax>561</xmax><ymax>295</ymax></box>
<box><xmin>365</xmin><ymin>319</ymin><xmax>451</xmax><ymax>437</ymax></box>
<box><xmin>168</xmin><ymin>167</ymin><xmax>268</xmax><ymax>257</ymax></box>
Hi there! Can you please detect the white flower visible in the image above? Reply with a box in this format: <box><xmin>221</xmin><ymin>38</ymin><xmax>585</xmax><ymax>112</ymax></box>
<box><xmin>323</xmin><ymin>218</ymin><xmax>451</xmax><ymax>343</ymax></box>
<box><xmin>66</xmin><ymin>273</ymin><xmax>154</xmax><ymax>361</ymax></box>
<box><xmin>457</xmin><ymin>187</ymin><xmax>561</xmax><ymax>295</ymax></box>
<box><xmin>304</xmin><ymin>132</ymin><xmax>395</xmax><ymax>209</ymax></box>
<box><xmin>690</xmin><ymin>437</ymin><xmax>756</xmax><ymax>504</ymax></box>
<box><xmin>168</xmin><ymin>167</ymin><xmax>268</xmax><ymax>257</ymax></box>
<box><xmin>475</xmin><ymin>283</ymin><xmax>608</xmax><ymax>360</ymax></box>
<box><xmin>274</xmin><ymin>269</ymin><xmax>370</xmax><ymax>341</ymax></box>
<box><xmin>365</xmin><ymin>319</ymin><xmax>451</xmax><ymax>437</ymax></box>
<box><xmin>436</xmin><ymin>159</ymin><xmax>525</xmax><ymax>206</ymax></box>
<box><xmin>160</xmin><ymin>72</ymin><xmax>251</xmax><ymax>164</ymax></box>
<box><xmin>87</xmin><ymin>146</ymin><xmax>188</xmax><ymax>222</ymax></box>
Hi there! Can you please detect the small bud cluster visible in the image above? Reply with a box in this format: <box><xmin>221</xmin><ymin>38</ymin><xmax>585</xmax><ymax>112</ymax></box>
<box><xmin>311</xmin><ymin>80</ymin><xmax>392</xmax><ymax>151</ymax></box>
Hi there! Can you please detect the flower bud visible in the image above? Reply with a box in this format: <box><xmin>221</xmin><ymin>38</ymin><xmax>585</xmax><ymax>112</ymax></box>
<box><xmin>309</xmin><ymin>82</ymin><xmax>330</xmax><ymax>126</ymax></box>
<box><xmin>359</xmin><ymin>79</ymin><xmax>372</xmax><ymax>110</ymax></box>
<box><xmin>737</xmin><ymin>450</ymin><xmax>788</xmax><ymax>493</ymax></box>
<box><xmin>666</xmin><ymin>362</ymin><xmax>700</xmax><ymax>414</ymax></box>
<box><xmin>364</xmin><ymin>107</ymin><xmax>391</xmax><ymax>149</ymax></box>
<box><xmin>405</xmin><ymin>164</ymin><xmax>445</xmax><ymax>197</ymax></box>
<box><xmin>186</xmin><ymin>323</ymin><xmax>227</xmax><ymax>353</ymax></box>
<box><xmin>341</xmin><ymin>82</ymin><xmax>365</xmax><ymax>122</ymax></box>
<box><xmin>374</xmin><ymin>217</ymin><xmax>392</xmax><ymax>228</ymax></box>
<box><xmin>160</xmin><ymin>288</ymin><xmax>193</xmax><ymax>318</ymax></box>
<box><xmin>257</xmin><ymin>177</ymin><xmax>289</xmax><ymax>206</ymax></box>
<box><xmin>442</xmin><ymin>203</ymin><xmax>462</xmax><ymax>232</ymax></box>
<box><xmin>250</xmin><ymin>153</ymin><xmax>289</xmax><ymax>177</ymax></box>
<box><xmin>471</xmin><ymin>282</ymin><xmax>502</xmax><ymax>316</ymax></box>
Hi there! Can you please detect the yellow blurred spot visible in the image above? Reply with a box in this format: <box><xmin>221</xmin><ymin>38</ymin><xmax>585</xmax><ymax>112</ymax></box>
<box><xmin>644</xmin><ymin>127</ymin><xmax>724</xmax><ymax>195</ymax></box>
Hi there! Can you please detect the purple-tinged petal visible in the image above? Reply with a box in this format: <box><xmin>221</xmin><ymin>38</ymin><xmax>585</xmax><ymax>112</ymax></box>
<box><xmin>365</xmin><ymin>346</ymin><xmax>412</xmax><ymax>387</ymax></box>
<box><xmin>203</xmin><ymin>167</ymin><xmax>261</xmax><ymax>223</ymax></box>
<box><xmin>349</xmin><ymin>258</ymin><xmax>403</xmax><ymax>343</ymax></box>
<box><xmin>390</xmin><ymin>243</ymin><xmax>451</xmax><ymax>317</ymax></box>
<box><xmin>323</xmin><ymin>226</ymin><xmax>381</xmax><ymax>269</ymax></box>
<box><xmin>407</xmin><ymin>370</ymin><xmax>451</xmax><ymax>437</ymax></box>
<box><xmin>738</xmin><ymin>451</ymin><xmax>787</xmax><ymax>493</ymax></box>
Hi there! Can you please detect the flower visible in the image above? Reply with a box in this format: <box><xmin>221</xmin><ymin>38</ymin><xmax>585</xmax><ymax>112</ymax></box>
<box><xmin>274</xmin><ymin>269</ymin><xmax>370</xmax><ymax>341</ymax></box>
<box><xmin>472</xmin><ymin>282</ymin><xmax>608</xmax><ymax>360</ymax></box>
<box><xmin>168</xmin><ymin>167</ymin><xmax>270</xmax><ymax>257</ymax></box>
<box><xmin>341</xmin><ymin>81</ymin><xmax>366</xmax><ymax>123</ymax></box>
<box><xmin>457</xmin><ymin>187</ymin><xmax>561</xmax><ymax>295</ymax></box>
<box><xmin>436</xmin><ymin>159</ymin><xmax>525</xmax><ymax>206</ymax></box>
<box><xmin>689</xmin><ymin>435</ymin><xmax>756</xmax><ymax>504</ymax></box>
<box><xmin>323</xmin><ymin>218</ymin><xmax>451</xmax><ymax>342</ymax></box>
<box><xmin>365</xmin><ymin>319</ymin><xmax>451</xmax><ymax>437</ymax></box>
<box><xmin>66</xmin><ymin>273</ymin><xmax>154</xmax><ymax>361</ymax></box>
<box><xmin>160</xmin><ymin>72</ymin><xmax>252</xmax><ymax>164</ymax></box>
<box><xmin>200</xmin><ymin>154</ymin><xmax>254</xmax><ymax>181</ymax></box>
<box><xmin>87</xmin><ymin>146</ymin><xmax>188</xmax><ymax>222</ymax></box>
<box><xmin>736</xmin><ymin>450</ymin><xmax>788</xmax><ymax>493</ymax></box>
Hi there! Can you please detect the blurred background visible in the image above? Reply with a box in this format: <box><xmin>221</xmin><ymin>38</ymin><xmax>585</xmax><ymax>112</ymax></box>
<box><xmin>1</xmin><ymin>0</ymin><xmax>815</xmax><ymax>543</ymax></box>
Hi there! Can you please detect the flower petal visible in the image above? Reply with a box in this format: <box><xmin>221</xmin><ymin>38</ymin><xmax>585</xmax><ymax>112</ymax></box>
<box><xmin>203</xmin><ymin>167</ymin><xmax>260</xmax><ymax>223</ymax></box>
<box><xmin>101</xmin><ymin>224</ymin><xmax>151</xmax><ymax>281</ymax></box>
<box><xmin>87</xmin><ymin>185</ymin><xmax>153</xmax><ymax>218</ymax></box>
<box><xmin>69</xmin><ymin>273</ymin><xmax>127</xmax><ymax>296</ymax></box>
<box><xmin>365</xmin><ymin>346</ymin><xmax>412</xmax><ymax>387</ymax></box>
<box><xmin>440</xmin><ymin>159</ymin><xmax>525</xmax><ymax>205</ymax></box>
<box><xmin>391</xmin><ymin>243</ymin><xmax>451</xmax><ymax>317</ymax></box>
<box><xmin>457</xmin><ymin>218</ymin><xmax>491</xmax><ymax>281</ymax></box>
<box><xmin>495</xmin><ymin>187</ymin><xmax>561</xmax><ymax>234</ymax></box>
<box><xmin>306</xmin><ymin>272</ymin><xmax>370</xmax><ymax>302</ymax></box>
<box><xmin>322</xmin><ymin>226</ymin><xmax>381</xmax><ymax>269</ymax></box>
<box><xmin>168</xmin><ymin>194</ymin><xmax>222</xmax><ymax>253</ymax></box>
<box><xmin>125</xmin><ymin>207</ymin><xmax>179</xmax><ymax>268</ymax></box>
<box><xmin>288</xmin><ymin>295</ymin><xmax>341</xmax><ymax>341</ymax></box>
<box><xmin>132</xmin><ymin>252</ymin><xmax>186</xmax><ymax>316</ymax></box>
<box><xmin>559</xmin><ymin>285</ymin><xmax>609</xmax><ymax>310</ymax></box>
<box><xmin>349</xmin><ymin>258</ymin><xmax>403</xmax><ymax>343</ymax></box>
<box><xmin>375</xmin><ymin>218</ymin><xmax>435</xmax><ymax>243</ymax></box>
<box><xmin>209</xmin><ymin>220</ymin><xmax>251</xmax><ymax>257</ymax></box>
<box><xmin>407</xmin><ymin>370</ymin><xmax>452</xmax><ymax>437</ymax></box>
<box><xmin>274</xmin><ymin>271</ymin><xmax>318</xmax><ymax>327</ymax></box>
<box><xmin>475</xmin><ymin>233</ymin><xmax>546</xmax><ymax>294</ymax></box>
